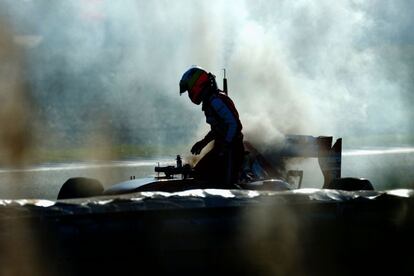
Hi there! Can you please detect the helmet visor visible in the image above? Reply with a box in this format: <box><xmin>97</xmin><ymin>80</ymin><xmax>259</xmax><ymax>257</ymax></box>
<box><xmin>179</xmin><ymin>79</ymin><xmax>188</xmax><ymax>95</ymax></box>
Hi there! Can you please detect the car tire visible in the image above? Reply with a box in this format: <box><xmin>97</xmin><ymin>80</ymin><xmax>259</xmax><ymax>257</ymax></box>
<box><xmin>325</xmin><ymin>177</ymin><xmax>374</xmax><ymax>191</ymax></box>
<box><xmin>57</xmin><ymin>177</ymin><xmax>104</xmax><ymax>200</ymax></box>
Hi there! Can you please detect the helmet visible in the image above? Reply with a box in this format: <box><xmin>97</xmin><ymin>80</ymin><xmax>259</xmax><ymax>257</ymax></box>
<box><xmin>179</xmin><ymin>66</ymin><xmax>216</xmax><ymax>105</ymax></box>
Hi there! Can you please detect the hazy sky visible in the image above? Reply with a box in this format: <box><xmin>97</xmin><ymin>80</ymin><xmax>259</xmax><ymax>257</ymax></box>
<box><xmin>1</xmin><ymin>0</ymin><xmax>413</xmax><ymax>150</ymax></box>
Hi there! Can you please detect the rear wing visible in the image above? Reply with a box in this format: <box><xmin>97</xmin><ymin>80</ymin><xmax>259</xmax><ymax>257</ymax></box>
<box><xmin>244</xmin><ymin>135</ymin><xmax>342</xmax><ymax>188</ymax></box>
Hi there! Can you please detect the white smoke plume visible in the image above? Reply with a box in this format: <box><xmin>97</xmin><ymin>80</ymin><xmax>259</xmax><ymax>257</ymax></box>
<box><xmin>0</xmin><ymin>0</ymin><xmax>412</xmax><ymax>158</ymax></box>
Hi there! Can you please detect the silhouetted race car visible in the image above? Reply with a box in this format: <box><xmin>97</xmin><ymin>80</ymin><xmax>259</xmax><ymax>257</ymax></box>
<box><xmin>57</xmin><ymin>135</ymin><xmax>374</xmax><ymax>200</ymax></box>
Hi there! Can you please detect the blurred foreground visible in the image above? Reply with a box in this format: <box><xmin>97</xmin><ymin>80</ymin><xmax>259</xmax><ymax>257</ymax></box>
<box><xmin>0</xmin><ymin>189</ymin><xmax>413</xmax><ymax>275</ymax></box>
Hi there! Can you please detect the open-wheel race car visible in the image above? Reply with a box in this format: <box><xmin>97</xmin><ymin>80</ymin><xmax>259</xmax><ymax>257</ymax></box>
<box><xmin>57</xmin><ymin>135</ymin><xmax>374</xmax><ymax>200</ymax></box>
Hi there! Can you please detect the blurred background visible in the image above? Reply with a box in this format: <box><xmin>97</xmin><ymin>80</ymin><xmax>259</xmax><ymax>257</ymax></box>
<box><xmin>0</xmin><ymin>0</ymin><xmax>413</xmax><ymax>199</ymax></box>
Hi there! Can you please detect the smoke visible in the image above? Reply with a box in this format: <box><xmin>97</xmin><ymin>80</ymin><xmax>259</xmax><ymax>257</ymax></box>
<box><xmin>238</xmin><ymin>0</ymin><xmax>413</xmax><ymax>140</ymax></box>
<box><xmin>0</xmin><ymin>0</ymin><xmax>413</xmax><ymax>159</ymax></box>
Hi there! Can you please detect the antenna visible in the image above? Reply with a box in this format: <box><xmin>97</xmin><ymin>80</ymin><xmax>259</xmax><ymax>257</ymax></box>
<box><xmin>223</xmin><ymin>68</ymin><xmax>228</xmax><ymax>95</ymax></box>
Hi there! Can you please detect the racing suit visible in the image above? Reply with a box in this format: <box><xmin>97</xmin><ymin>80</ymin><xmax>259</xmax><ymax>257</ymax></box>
<box><xmin>193</xmin><ymin>92</ymin><xmax>244</xmax><ymax>187</ymax></box>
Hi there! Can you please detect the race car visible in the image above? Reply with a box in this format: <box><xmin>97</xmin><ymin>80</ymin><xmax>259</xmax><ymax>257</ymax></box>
<box><xmin>57</xmin><ymin>135</ymin><xmax>374</xmax><ymax>200</ymax></box>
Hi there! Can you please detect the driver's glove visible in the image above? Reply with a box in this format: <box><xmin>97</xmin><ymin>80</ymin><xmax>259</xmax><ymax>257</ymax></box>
<box><xmin>191</xmin><ymin>139</ymin><xmax>208</xmax><ymax>155</ymax></box>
